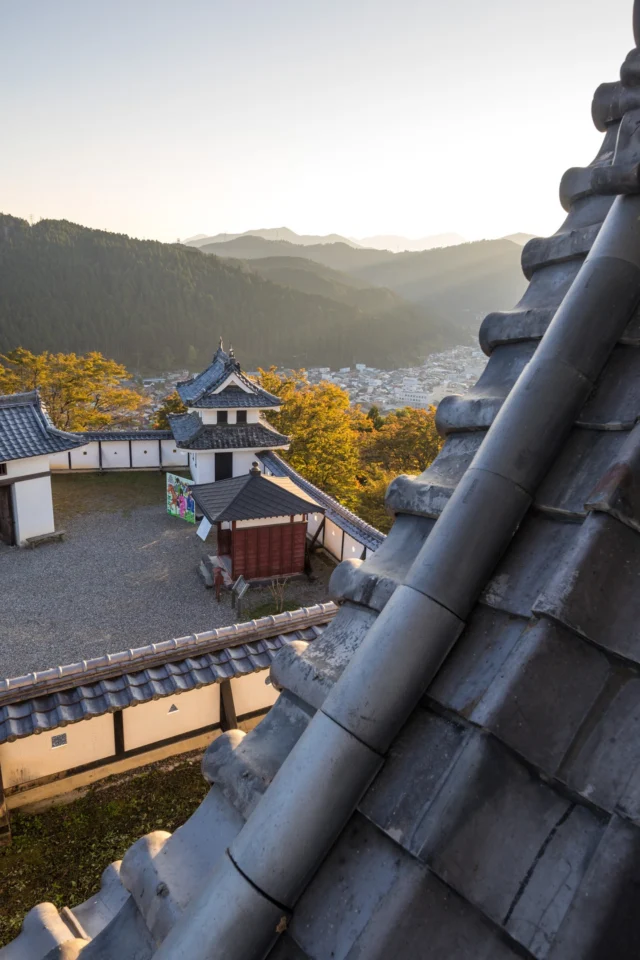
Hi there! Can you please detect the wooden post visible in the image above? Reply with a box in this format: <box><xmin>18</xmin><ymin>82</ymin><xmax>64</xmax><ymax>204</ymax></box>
<box><xmin>220</xmin><ymin>680</ymin><xmax>237</xmax><ymax>731</ymax></box>
<box><xmin>341</xmin><ymin>529</ymin><xmax>346</xmax><ymax>561</ymax></box>
<box><xmin>128</xmin><ymin>440</ymin><xmax>133</xmax><ymax>468</ymax></box>
<box><xmin>98</xmin><ymin>440</ymin><xmax>103</xmax><ymax>470</ymax></box>
<box><xmin>0</xmin><ymin>763</ymin><xmax>11</xmax><ymax>846</ymax></box>
<box><xmin>113</xmin><ymin>710</ymin><xmax>125</xmax><ymax>756</ymax></box>
<box><xmin>67</xmin><ymin>451</ymin><xmax>72</xmax><ymax>470</ymax></box>
<box><xmin>158</xmin><ymin>438</ymin><xmax>163</xmax><ymax>469</ymax></box>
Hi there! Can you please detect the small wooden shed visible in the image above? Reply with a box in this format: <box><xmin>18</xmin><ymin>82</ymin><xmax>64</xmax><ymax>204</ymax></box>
<box><xmin>192</xmin><ymin>463</ymin><xmax>323</xmax><ymax>580</ymax></box>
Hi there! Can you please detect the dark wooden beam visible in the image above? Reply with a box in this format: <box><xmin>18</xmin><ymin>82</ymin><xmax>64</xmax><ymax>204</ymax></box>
<box><xmin>307</xmin><ymin>516</ymin><xmax>325</xmax><ymax>552</ymax></box>
<box><xmin>220</xmin><ymin>680</ymin><xmax>238</xmax><ymax>731</ymax></box>
<box><xmin>0</xmin><ymin>470</ymin><xmax>51</xmax><ymax>488</ymax></box>
<box><xmin>128</xmin><ymin>440</ymin><xmax>133</xmax><ymax>468</ymax></box>
<box><xmin>0</xmin><ymin>764</ymin><xmax>11</xmax><ymax>847</ymax></box>
<box><xmin>113</xmin><ymin>710</ymin><xmax>125</xmax><ymax>756</ymax></box>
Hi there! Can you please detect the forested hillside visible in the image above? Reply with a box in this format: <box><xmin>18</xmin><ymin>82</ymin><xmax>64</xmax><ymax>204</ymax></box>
<box><xmin>201</xmin><ymin>234</ymin><xmax>527</xmax><ymax>338</ymax></box>
<box><xmin>0</xmin><ymin>215</ymin><xmax>450</xmax><ymax>373</ymax></box>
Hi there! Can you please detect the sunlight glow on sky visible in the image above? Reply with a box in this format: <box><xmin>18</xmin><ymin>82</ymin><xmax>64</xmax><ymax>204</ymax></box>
<box><xmin>1</xmin><ymin>0</ymin><xmax>636</xmax><ymax>243</ymax></box>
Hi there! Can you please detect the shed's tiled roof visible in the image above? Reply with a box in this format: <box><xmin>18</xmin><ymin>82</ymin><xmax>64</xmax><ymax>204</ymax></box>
<box><xmin>177</xmin><ymin>347</ymin><xmax>281</xmax><ymax>409</ymax></box>
<box><xmin>260</xmin><ymin>450</ymin><xmax>385</xmax><ymax>551</ymax></box>
<box><xmin>169</xmin><ymin>414</ymin><xmax>289</xmax><ymax>450</ymax></box>
<box><xmin>11</xmin><ymin>10</ymin><xmax>640</xmax><ymax>960</ymax></box>
<box><xmin>0</xmin><ymin>391</ymin><xmax>85</xmax><ymax>462</ymax></box>
<box><xmin>0</xmin><ymin>606</ymin><xmax>335</xmax><ymax>744</ymax></box>
<box><xmin>193</xmin><ymin>473</ymin><xmax>321</xmax><ymax>523</ymax></box>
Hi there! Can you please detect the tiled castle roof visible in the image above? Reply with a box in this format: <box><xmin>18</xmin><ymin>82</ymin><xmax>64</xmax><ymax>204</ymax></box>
<box><xmin>0</xmin><ymin>391</ymin><xmax>85</xmax><ymax>462</ymax></box>
<box><xmin>176</xmin><ymin>347</ymin><xmax>281</xmax><ymax>409</ymax></box>
<box><xmin>9</xmin><ymin>8</ymin><xmax>640</xmax><ymax>960</ymax></box>
<box><xmin>168</xmin><ymin>413</ymin><xmax>289</xmax><ymax>450</ymax></box>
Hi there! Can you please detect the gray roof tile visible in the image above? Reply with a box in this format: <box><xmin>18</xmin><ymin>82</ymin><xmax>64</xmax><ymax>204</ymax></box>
<box><xmin>0</xmin><ymin>391</ymin><xmax>85</xmax><ymax>462</ymax></box>
<box><xmin>260</xmin><ymin>451</ymin><xmax>385</xmax><ymax>550</ymax></box>
<box><xmin>192</xmin><ymin>472</ymin><xmax>321</xmax><ymax>523</ymax></box>
<box><xmin>169</xmin><ymin>414</ymin><xmax>289</xmax><ymax>450</ymax></box>
<box><xmin>177</xmin><ymin>348</ymin><xmax>281</xmax><ymax>409</ymax></box>
<box><xmin>0</xmin><ymin>605</ymin><xmax>336</xmax><ymax>743</ymax></box>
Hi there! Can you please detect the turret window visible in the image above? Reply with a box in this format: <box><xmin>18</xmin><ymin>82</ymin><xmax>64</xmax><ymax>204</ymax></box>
<box><xmin>217</xmin><ymin>411</ymin><xmax>228</xmax><ymax>424</ymax></box>
<box><xmin>237</xmin><ymin>410</ymin><xmax>247</xmax><ymax>423</ymax></box>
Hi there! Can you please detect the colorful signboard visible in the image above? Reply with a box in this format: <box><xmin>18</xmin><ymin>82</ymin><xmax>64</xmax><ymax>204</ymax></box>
<box><xmin>166</xmin><ymin>473</ymin><xmax>196</xmax><ymax>524</ymax></box>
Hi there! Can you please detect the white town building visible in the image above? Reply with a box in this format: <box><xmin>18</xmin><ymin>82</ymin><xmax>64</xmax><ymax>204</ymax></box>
<box><xmin>169</xmin><ymin>342</ymin><xmax>290</xmax><ymax>484</ymax></box>
<box><xmin>0</xmin><ymin>391</ymin><xmax>84</xmax><ymax>546</ymax></box>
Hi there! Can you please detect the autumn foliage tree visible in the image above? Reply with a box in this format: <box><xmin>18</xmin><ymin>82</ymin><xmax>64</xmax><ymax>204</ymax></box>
<box><xmin>258</xmin><ymin>368</ymin><xmax>362</xmax><ymax>510</ymax></box>
<box><xmin>257</xmin><ymin>368</ymin><xmax>443</xmax><ymax>530</ymax></box>
<box><xmin>0</xmin><ymin>348</ymin><xmax>149</xmax><ymax>431</ymax></box>
<box><xmin>153</xmin><ymin>391</ymin><xmax>187</xmax><ymax>429</ymax></box>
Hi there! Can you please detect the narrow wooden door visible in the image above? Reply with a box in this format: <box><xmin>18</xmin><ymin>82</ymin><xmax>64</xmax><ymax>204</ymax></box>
<box><xmin>0</xmin><ymin>486</ymin><xmax>15</xmax><ymax>546</ymax></box>
<box><xmin>215</xmin><ymin>453</ymin><xmax>233</xmax><ymax>481</ymax></box>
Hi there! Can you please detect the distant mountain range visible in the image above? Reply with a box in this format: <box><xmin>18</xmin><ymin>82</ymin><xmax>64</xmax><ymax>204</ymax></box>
<box><xmin>196</xmin><ymin>233</ymin><xmax>527</xmax><ymax>340</ymax></box>
<box><xmin>184</xmin><ymin>227</ymin><xmax>362</xmax><ymax>249</ymax></box>
<box><xmin>357</xmin><ymin>233</ymin><xmax>466</xmax><ymax>252</ymax></box>
<box><xmin>0</xmin><ymin>214</ymin><xmax>530</xmax><ymax>374</ymax></box>
<box><xmin>185</xmin><ymin>228</ymin><xmax>470</xmax><ymax>254</ymax></box>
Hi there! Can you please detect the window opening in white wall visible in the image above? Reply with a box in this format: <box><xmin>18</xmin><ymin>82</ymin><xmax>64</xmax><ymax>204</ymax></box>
<box><xmin>168</xmin><ymin>703</ymin><xmax>179</xmax><ymax>713</ymax></box>
<box><xmin>51</xmin><ymin>733</ymin><xmax>68</xmax><ymax>748</ymax></box>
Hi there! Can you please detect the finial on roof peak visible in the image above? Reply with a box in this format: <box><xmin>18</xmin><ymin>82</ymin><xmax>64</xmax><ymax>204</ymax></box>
<box><xmin>219</xmin><ymin>336</ymin><xmax>224</xmax><ymax>351</ymax></box>
<box><xmin>250</xmin><ymin>461</ymin><xmax>261</xmax><ymax>476</ymax></box>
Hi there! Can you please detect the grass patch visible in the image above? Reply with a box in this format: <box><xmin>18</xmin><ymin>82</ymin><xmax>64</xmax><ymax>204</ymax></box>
<box><xmin>0</xmin><ymin>754</ymin><xmax>207</xmax><ymax>947</ymax></box>
<box><xmin>52</xmin><ymin>472</ymin><xmax>173</xmax><ymax>524</ymax></box>
<box><xmin>245</xmin><ymin>598</ymin><xmax>302</xmax><ymax>619</ymax></box>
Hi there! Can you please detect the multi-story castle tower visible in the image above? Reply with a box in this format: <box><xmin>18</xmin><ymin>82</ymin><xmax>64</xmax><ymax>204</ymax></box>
<box><xmin>168</xmin><ymin>340</ymin><xmax>289</xmax><ymax>484</ymax></box>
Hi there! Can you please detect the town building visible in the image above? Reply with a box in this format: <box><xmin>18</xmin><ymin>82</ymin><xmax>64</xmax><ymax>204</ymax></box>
<box><xmin>170</xmin><ymin>342</ymin><xmax>290</xmax><ymax>484</ymax></box>
<box><xmin>0</xmin><ymin>391</ymin><xmax>84</xmax><ymax>546</ymax></box>
<box><xmin>192</xmin><ymin>463</ymin><xmax>323</xmax><ymax>580</ymax></box>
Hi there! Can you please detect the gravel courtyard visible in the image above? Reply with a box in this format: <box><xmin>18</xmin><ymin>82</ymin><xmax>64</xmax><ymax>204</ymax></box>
<box><xmin>0</xmin><ymin>473</ymin><xmax>334</xmax><ymax>680</ymax></box>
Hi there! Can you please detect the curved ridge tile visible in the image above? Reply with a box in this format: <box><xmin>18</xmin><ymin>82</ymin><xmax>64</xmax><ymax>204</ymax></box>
<box><xmin>71</xmin><ymin>863</ymin><xmax>129</xmax><ymax>941</ymax></box>
<box><xmin>119</xmin><ymin>785</ymin><xmax>244</xmax><ymax>943</ymax></box>
<box><xmin>202</xmin><ymin>692</ymin><xmax>314</xmax><ymax>817</ymax></box>
<box><xmin>386</xmin><ymin>433</ymin><xmax>484</xmax><ymax>519</ymax></box>
<box><xmin>521</xmin><ymin>223</ymin><xmax>601</xmax><ymax>280</ymax></box>
<box><xmin>329</xmin><ymin>513</ymin><xmax>435</xmax><ymax>611</ymax></box>
<box><xmin>0</xmin><ymin>904</ymin><xmax>79</xmax><ymax>960</ymax></box>
<box><xmin>269</xmin><ymin>603</ymin><xmax>378</xmax><ymax>710</ymax></box>
<box><xmin>436</xmin><ymin>341</ymin><xmax>537</xmax><ymax>436</ymax></box>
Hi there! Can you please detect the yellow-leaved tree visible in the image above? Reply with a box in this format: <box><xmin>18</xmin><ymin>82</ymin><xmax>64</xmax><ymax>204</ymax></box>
<box><xmin>0</xmin><ymin>348</ymin><xmax>149</xmax><ymax>431</ymax></box>
<box><xmin>257</xmin><ymin>368</ymin><xmax>362</xmax><ymax>510</ymax></box>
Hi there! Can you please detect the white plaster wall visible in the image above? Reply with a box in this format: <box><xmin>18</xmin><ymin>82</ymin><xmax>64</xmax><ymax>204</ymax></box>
<box><xmin>0</xmin><ymin>714</ymin><xmax>115</xmax><ymax>788</ymax></box>
<box><xmin>343</xmin><ymin>532</ymin><xmax>364</xmax><ymax>560</ymax></box>
<box><xmin>233</xmin><ymin>451</ymin><xmax>258</xmax><ymax>478</ymax></box>
<box><xmin>13</xmin><ymin>475</ymin><xmax>55</xmax><ymax>543</ymax></box>
<box><xmin>100</xmin><ymin>440</ymin><xmax>131</xmax><ymax>468</ymax></box>
<box><xmin>236</xmin><ymin>515</ymin><xmax>292</xmax><ymax>529</ymax></box>
<box><xmin>192</xmin><ymin>452</ymin><xmax>216</xmax><ymax>484</ymax></box>
<box><xmin>123</xmin><ymin>685</ymin><xmax>221</xmax><ymax>751</ymax></box>
<box><xmin>200</xmin><ymin>410</ymin><xmax>218</xmax><ymax>425</ymax></box>
<box><xmin>307</xmin><ymin>513</ymin><xmax>324</xmax><ymax>541</ymax></box>
<box><xmin>161</xmin><ymin>440</ymin><xmax>188</xmax><ymax>467</ymax></box>
<box><xmin>131</xmin><ymin>440</ymin><xmax>161</xmax><ymax>468</ymax></box>
<box><xmin>49</xmin><ymin>451</ymin><xmax>71</xmax><ymax>470</ymax></box>
<box><xmin>70</xmin><ymin>442</ymin><xmax>100</xmax><ymax>469</ymax></box>
<box><xmin>247</xmin><ymin>410</ymin><xmax>260</xmax><ymax>423</ymax></box>
<box><xmin>4</xmin><ymin>454</ymin><xmax>50</xmax><ymax>479</ymax></box>
<box><xmin>324</xmin><ymin>518</ymin><xmax>344</xmax><ymax>561</ymax></box>
<box><xmin>230</xmin><ymin>671</ymin><xmax>279</xmax><ymax>717</ymax></box>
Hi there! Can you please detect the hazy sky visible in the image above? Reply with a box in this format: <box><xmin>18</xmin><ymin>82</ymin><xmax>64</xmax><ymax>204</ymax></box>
<box><xmin>1</xmin><ymin>0</ymin><xmax>636</xmax><ymax>244</ymax></box>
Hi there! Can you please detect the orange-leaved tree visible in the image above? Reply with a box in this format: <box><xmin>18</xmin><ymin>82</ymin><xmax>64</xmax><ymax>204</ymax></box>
<box><xmin>0</xmin><ymin>348</ymin><xmax>149</xmax><ymax>431</ymax></box>
<box><xmin>257</xmin><ymin>367</ymin><xmax>362</xmax><ymax>510</ymax></box>
<box><xmin>153</xmin><ymin>391</ymin><xmax>187</xmax><ymax>429</ymax></box>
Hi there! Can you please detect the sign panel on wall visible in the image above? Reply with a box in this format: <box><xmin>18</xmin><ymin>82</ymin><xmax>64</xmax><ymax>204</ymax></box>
<box><xmin>166</xmin><ymin>473</ymin><xmax>196</xmax><ymax>524</ymax></box>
